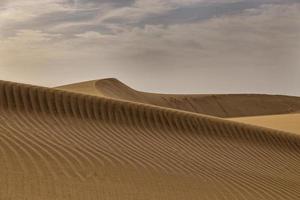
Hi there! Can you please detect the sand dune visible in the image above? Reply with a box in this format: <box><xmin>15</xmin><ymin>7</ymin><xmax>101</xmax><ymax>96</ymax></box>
<box><xmin>57</xmin><ymin>78</ymin><xmax>300</xmax><ymax>118</ymax></box>
<box><xmin>0</xmin><ymin>79</ymin><xmax>300</xmax><ymax>199</ymax></box>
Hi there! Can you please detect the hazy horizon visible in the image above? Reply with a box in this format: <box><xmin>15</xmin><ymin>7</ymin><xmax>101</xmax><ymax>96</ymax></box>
<box><xmin>0</xmin><ymin>0</ymin><xmax>299</xmax><ymax>95</ymax></box>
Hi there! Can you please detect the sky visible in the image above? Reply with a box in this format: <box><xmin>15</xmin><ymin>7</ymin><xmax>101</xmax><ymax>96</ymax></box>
<box><xmin>0</xmin><ymin>0</ymin><xmax>299</xmax><ymax>95</ymax></box>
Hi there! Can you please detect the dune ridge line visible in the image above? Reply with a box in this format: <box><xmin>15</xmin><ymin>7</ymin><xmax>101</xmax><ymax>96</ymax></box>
<box><xmin>2</xmin><ymin>80</ymin><xmax>300</xmax><ymax>147</ymax></box>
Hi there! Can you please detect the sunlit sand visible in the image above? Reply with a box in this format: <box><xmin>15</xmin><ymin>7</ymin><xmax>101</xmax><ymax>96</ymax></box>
<box><xmin>231</xmin><ymin>114</ymin><xmax>300</xmax><ymax>135</ymax></box>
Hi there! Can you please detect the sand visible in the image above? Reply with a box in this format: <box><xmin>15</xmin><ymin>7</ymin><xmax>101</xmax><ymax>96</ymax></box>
<box><xmin>231</xmin><ymin>114</ymin><xmax>300</xmax><ymax>135</ymax></box>
<box><xmin>0</xmin><ymin>79</ymin><xmax>300</xmax><ymax>199</ymax></box>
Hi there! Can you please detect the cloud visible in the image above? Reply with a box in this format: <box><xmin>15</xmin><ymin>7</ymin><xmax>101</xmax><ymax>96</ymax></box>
<box><xmin>2</xmin><ymin>3</ymin><xmax>300</xmax><ymax>64</ymax></box>
<box><xmin>0</xmin><ymin>1</ymin><xmax>299</xmax><ymax>95</ymax></box>
<box><xmin>99</xmin><ymin>0</ymin><xmax>242</xmax><ymax>23</ymax></box>
<box><xmin>0</xmin><ymin>0</ymin><xmax>68</xmax><ymax>23</ymax></box>
<box><xmin>0</xmin><ymin>30</ymin><xmax>61</xmax><ymax>69</ymax></box>
<box><xmin>58</xmin><ymin>3</ymin><xmax>299</xmax><ymax>67</ymax></box>
<box><xmin>75</xmin><ymin>31</ymin><xmax>104</xmax><ymax>39</ymax></box>
<box><xmin>0</xmin><ymin>0</ymin><xmax>286</xmax><ymax>36</ymax></box>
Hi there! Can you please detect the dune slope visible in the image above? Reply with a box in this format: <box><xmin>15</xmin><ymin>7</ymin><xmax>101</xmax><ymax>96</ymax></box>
<box><xmin>57</xmin><ymin>78</ymin><xmax>300</xmax><ymax>118</ymax></box>
<box><xmin>0</xmin><ymin>80</ymin><xmax>300</xmax><ymax>199</ymax></box>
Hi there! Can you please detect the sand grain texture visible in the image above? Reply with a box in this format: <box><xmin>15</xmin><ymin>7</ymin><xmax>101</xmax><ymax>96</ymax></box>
<box><xmin>0</xmin><ymin>79</ymin><xmax>300</xmax><ymax>199</ymax></box>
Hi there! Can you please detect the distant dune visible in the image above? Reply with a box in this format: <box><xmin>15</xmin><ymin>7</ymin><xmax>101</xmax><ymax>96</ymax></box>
<box><xmin>0</xmin><ymin>79</ymin><xmax>300</xmax><ymax>199</ymax></box>
<box><xmin>57</xmin><ymin>78</ymin><xmax>300</xmax><ymax>118</ymax></box>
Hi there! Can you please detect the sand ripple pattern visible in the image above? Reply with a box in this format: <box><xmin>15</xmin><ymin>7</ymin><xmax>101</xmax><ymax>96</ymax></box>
<box><xmin>0</xmin><ymin>80</ymin><xmax>300</xmax><ymax>199</ymax></box>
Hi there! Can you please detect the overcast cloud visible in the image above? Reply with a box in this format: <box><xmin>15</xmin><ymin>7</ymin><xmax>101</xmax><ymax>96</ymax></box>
<box><xmin>0</xmin><ymin>0</ymin><xmax>299</xmax><ymax>95</ymax></box>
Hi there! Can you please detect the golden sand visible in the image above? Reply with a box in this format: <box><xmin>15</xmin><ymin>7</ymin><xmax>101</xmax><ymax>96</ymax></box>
<box><xmin>0</xmin><ymin>79</ymin><xmax>299</xmax><ymax>199</ymax></box>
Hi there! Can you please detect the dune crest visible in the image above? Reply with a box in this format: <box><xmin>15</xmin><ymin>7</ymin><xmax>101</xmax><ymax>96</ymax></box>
<box><xmin>0</xmin><ymin>79</ymin><xmax>300</xmax><ymax>199</ymax></box>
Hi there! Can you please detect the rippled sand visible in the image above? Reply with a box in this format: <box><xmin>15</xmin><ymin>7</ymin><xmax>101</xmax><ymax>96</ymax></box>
<box><xmin>0</xmin><ymin>79</ymin><xmax>299</xmax><ymax>199</ymax></box>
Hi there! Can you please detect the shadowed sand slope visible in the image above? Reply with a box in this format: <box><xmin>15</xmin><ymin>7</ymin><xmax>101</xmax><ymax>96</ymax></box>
<box><xmin>1</xmin><ymin>80</ymin><xmax>300</xmax><ymax>199</ymax></box>
<box><xmin>57</xmin><ymin>78</ymin><xmax>300</xmax><ymax>118</ymax></box>
<box><xmin>231</xmin><ymin>114</ymin><xmax>300</xmax><ymax>135</ymax></box>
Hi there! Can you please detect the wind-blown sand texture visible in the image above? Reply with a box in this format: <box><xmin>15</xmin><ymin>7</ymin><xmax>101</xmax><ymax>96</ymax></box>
<box><xmin>1</xmin><ymin>79</ymin><xmax>300</xmax><ymax>199</ymax></box>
